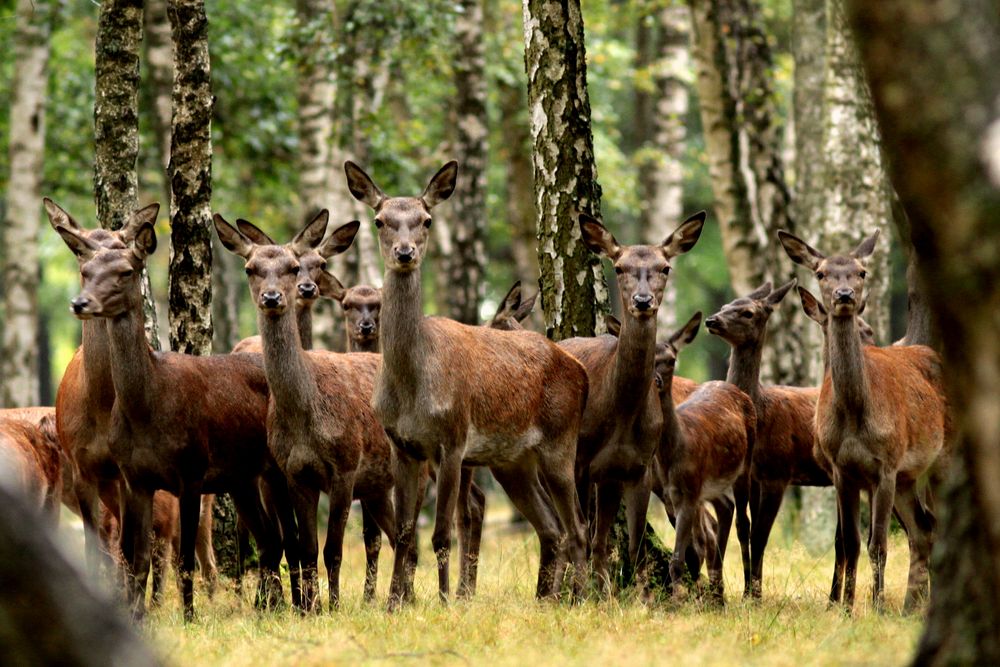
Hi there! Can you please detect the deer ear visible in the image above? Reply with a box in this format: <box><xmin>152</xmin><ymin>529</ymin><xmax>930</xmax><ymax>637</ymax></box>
<box><xmin>491</xmin><ymin>282</ymin><xmax>522</xmax><ymax>324</ymax></box>
<box><xmin>132</xmin><ymin>223</ymin><xmax>157</xmax><ymax>258</ymax></box>
<box><xmin>778</xmin><ymin>230</ymin><xmax>825</xmax><ymax>271</ymax></box>
<box><xmin>291</xmin><ymin>210</ymin><xmax>330</xmax><ymax>254</ymax></box>
<box><xmin>669</xmin><ymin>311</ymin><xmax>702</xmax><ymax>350</ymax></box>
<box><xmin>54</xmin><ymin>225</ymin><xmax>98</xmax><ymax>260</ymax></box>
<box><xmin>236</xmin><ymin>219</ymin><xmax>275</xmax><ymax>245</ymax></box>
<box><xmin>604</xmin><ymin>315</ymin><xmax>622</xmax><ymax>338</ymax></box>
<box><xmin>514</xmin><ymin>291</ymin><xmax>537</xmax><ymax>323</ymax></box>
<box><xmin>121</xmin><ymin>203</ymin><xmax>160</xmax><ymax>244</ymax></box>
<box><xmin>747</xmin><ymin>281</ymin><xmax>773</xmax><ymax>301</ymax></box>
<box><xmin>317</xmin><ymin>269</ymin><xmax>346</xmax><ymax>301</ymax></box>
<box><xmin>421</xmin><ymin>161</ymin><xmax>458</xmax><ymax>209</ymax></box>
<box><xmin>797</xmin><ymin>286</ymin><xmax>827</xmax><ymax>326</ymax></box>
<box><xmin>316</xmin><ymin>220</ymin><xmax>360</xmax><ymax>258</ymax></box>
<box><xmin>579</xmin><ymin>214</ymin><xmax>621</xmax><ymax>260</ymax></box>
<box><xmin>213</xmin><ymin>213</ymin><xmax>255</xmax><ymax>258</ymax></box>
<box><xmin>344</xmin><ymin>161</ymin><xmax>386</xmax><ymax>209</ymax></box>
<box><xmin>852</xmin><ymin>230</ymin><xmax>880</xmax><ymax>263</ymax></box>
<box><xmin>662</xmin><ymin>210</ymin><xmax>706</xmax><ymax>258</ymax></box>
<box><xmin>766</xmin><ymin>278</ymin><xmax>797</xmax><ymax>307</ymax></box>
<box><xmin>43</xmin><ymin>198</ymin><xmax>80</xmax><ymax>231</ymax></box>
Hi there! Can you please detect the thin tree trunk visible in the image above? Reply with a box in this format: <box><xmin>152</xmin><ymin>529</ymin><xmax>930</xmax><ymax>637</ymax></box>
<box><xmin>687</xmin><ymin>0</ymin><xmax>807</xmax><ymax>385</ymax></box>
<box><xmin>166</xmin><ymin>0</ymin><xmax>214</xmax><ymax>356</ymax></box>
<box><xmin>1</xmin><ymin>0</ymin><xmax>52</xmax><ymax>408</ymax></box>
<box><xmin>522</xmin><ymin>0</ymin><xmax>610</xmax><ymax>340</ymax></box>
<box><xmin>144</xmin><ymin>0</ymin><xmax>173</xmax><ymax>204</ymax></box>
<box><xmin>846</xmin><ymin>1</ymin><xmax>1000</xmax><ymax>662</ymax></box>
<box><xmin>95</xmin><ymin>0</ymin><xmax>161</xmax><ymax>351</ymax></box>
<box><xmin>445</xmin><ymin>0</ymin><xmax>488</xmax><ymax>325</ymax></box>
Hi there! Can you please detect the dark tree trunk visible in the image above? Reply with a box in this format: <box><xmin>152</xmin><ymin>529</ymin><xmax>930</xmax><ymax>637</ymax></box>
<box><xmin>166</xmin><ymin>0</ymin><xmax>213</xmax><ymax>356</ymax></box>
<box><xmin>846</xmin><ymin>2</ymin><xmax>1000</xmax><ymax>663</ymax></box>
<box><xmin>522</xmin><ymin>0</ymin><xmax>609</xmax><ymax>341</ymax></box>
<box><xmin>445</xmin><ymin>0</ymin><xmax>488</xmax><ymax>325</ymax></box>
<box><xmin>95</xmin><ymin>0</ymin><xmax>161</xmax><ymax>350</ymax></box>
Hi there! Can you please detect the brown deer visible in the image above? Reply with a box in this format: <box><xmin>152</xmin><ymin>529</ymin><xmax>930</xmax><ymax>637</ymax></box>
<box><xmin>488</xmin><ymin>281</ymin><xmax>537</xmax><ymax>331</ymax></box>
<box><xmin>329</xmin><ymin>285</ymin><xmax>382</xmax><ymax>353</ymax></box>
<box><xmin>651</xmin><ymin>312</ymin><xmax>756</xmax><ymax>601</ymax></box>
<box><xmin>41</xmin><ymin>201</ymin><xmax>218</xmax><ymax>590</ymax></box>
<box><xmin>0</xmin><ymin>417</ymin><xmax>62</xmax><ymax>521</ymax></box>
<box><xmin>216</xmin><ymin>214</ymin><xmax>403</xmax><ymax>610</ymax></box>
<box><xmin>53</xmin><ymin>209</ymin><xmax>293</xmax><ymax>621</ymax></box>
<box><xmin>344</xmin><ymin>160</ymin><xmax>589</xmax><ymax>609</ymax></box>
<box><xmin>557</xmin><ymin>211</ymin><xmax>705</xmax><ymax>590</ymax></box>
<box><xmin>779</xmin><ymin>229</ymin><xmax>947</xmax><ymax>612</ymax></box>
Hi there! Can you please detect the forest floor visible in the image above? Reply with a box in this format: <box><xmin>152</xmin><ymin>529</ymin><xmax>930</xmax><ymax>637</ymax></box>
<box><xmin>132</xmin><ymin>499</ymin><xmax>922</xmax><ymax>666</ymax></box>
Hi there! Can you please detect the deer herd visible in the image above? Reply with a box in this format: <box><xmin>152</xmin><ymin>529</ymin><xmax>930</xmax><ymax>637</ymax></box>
<box><xmin>0</xmin><ymin>160</ymin><xmax>950</xmax><ymax>624</ymax></box>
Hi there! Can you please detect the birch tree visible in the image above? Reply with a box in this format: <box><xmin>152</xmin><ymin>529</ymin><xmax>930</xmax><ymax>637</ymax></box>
<box><xmin>522</xmin><ymin>0</ymin><xmax>609</xmax><ymax>340</ymax></box>
<box><xmin>1</xmin><ymin>0</ymin><xmax>53</xmax><ymax>408</ymax></box>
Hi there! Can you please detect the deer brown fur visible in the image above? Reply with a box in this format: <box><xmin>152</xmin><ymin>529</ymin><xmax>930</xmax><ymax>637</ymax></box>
<box><xmin>216</xmin><ymin>214</ymin><xmax>400</xmax><ymax>610</ymax></box>
<box><xmin>652</xmin><ymin>313</ymin><xmax>755</xmax><ymax>601</ymax></box>
<box><xmin>345</xmin><ymin>160</ymin><xmax>589</xmax><ymax>608</ymax></box>
<box><xmin>0</xmin><ymin>416</ymin><xmax>62</xmax><ymax>522</ymax></box>
<box><xmin>557</xmin><ymin>210</ymin><xmax>705</xmax><ymax>589</ymax></box>
<box><xmin>780</xmin><ymin>229</ymin><xmax>948</xmax><ymax>612</ymax></box>
<box><xmin>53</xmin><ymin>208</ymin><xmax>293</xmax><ymax>621</ymax></box>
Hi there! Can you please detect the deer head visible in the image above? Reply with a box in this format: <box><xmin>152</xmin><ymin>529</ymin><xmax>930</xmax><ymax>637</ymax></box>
<box><xmin>704</xmin><ymin>279</ymin><xmax>797</xmax><ymax>346</ymax></box>
<box><xmin>332</xmin><ymin>285</ymin><xmax>382</xmax><ymax>346</ymax></box>
<box><xmin>798</xmin><ymin>286</ymin><xmax>877</xmax><ymax>346</ymax></box>
<box><xmin>50</xmin><ymin>202</ymin><xmax>160</xmax><ymax>319</ymax></box>
<box><xmin>778</xmin><ymin>229</ymin><xmax>879</xmax><ymax>318</ymax></box>
<box><xmin>488</xmin><ymin>281</ymin><xmax>537</xmax><ymax>331</ymax></box>
<box><xmin>215</xmin><ymin>214</ymin><xmax>358</xmax><ymax>318</ymax></box>
<box><xmin>344</xmin><ymin>161</ymin><xmax>458</xmax><ymax>272</ymax></box>
<box><xmin>653</xmin><ymin>311</ymin><xmax>702</xmax><ymax>389</ymax></box>
<box><xmin>580</xmin><ymin>211</ymin><xmax>705</xmax><ymax>320</ymax></box>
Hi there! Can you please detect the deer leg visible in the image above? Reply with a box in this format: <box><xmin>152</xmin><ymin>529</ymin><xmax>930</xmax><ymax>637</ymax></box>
<box><xmin>261</xmin><ymin>470</ymin><xmax>300</xmax><ymax>610</ymax></box>
<box><xmin>196</xmin><ymin>494</ymin><xmax>218</xmax><ymax>598</ymax></box>
<box><xmin>669</xmin><ymin>500</ymin><xmax>698</xmax><ymax>599</ymax></box>
<box><xmin>177</xmin><ymin>490</ymin><xmax>201</xmax><ymax>622</ymax></box>
<box><xmin>431</xmin><ymin>448</ymin><xmax>463</xmax><ymax>604</ymax></box>
<box><xmin>708</xmin><ymin>496</ymin><xmax>735</xmax><ymax>604</ymax></box>
<box><xmin>121</xmin><ymin>487</ymin><xmax>154</xmax><ymax>621</ymax></box>
<box><xmin>388</xmin><ymin>453</ymin><xmax>422</xmax><ymax>612</ymax></box>
<box><xmin>538</xmin><ymin>457</ymin><xmax>587</xmax><ymax>601</ymax></box>
<box><xmin>286</xmin><ymin>483</ymin><xmax>320</xmax><ymax>613</ymax></box>
<box><xmin>591</xmin><ymin>481</ymin><xmax>624</xmax><ymax>595</ymax></box>
<box><xmin>492</xmin><ymin>465</ymin><xmax>564</xmax><ymax>600</ymax></box>
<box><xmin>893</xmin><ymin>480</ymin><xmax>932</xmax><ymax>613</ymax></box>
<box><xmin>77</xmin><ymin>477</ymin><xmax>111</xmax><ymax>580</ymax></box>
<box><xmin>868</xmin><ymin>473</ymin><xmax>895</xmax><ymax>612</ymax></box>
<box><xmin>359</xmin><ymin>500</ymin><xmax>382</xmax><ymax>604</ymax></box>
<box><xmin>732</xmin><ymin>472</ymin><xmax>752</xmax><ymax>595</ymax></box>
<box><xmin>829</xmin><ymin>503</ymin><xmax>846</xmax><ymax>605</ymax></box>
<box><xmin>457</xmin><ymin>467</ymin><xmax>486</xmax><ymax>599</ymax></box>
<box><xmin>324</xmin><ymin>476</ymin><xmax>355</xmax><ymax>611</ymax></box>
<box><xmin>235</xmin><ymin>516</ymin><xmax>251</xmax><ymax>597</ymax></box>
<box><xmin>748</xmin><ymin>481</ymin><xmax>785</xmax><ymax>599</ymax></box>
<box><xmin>149</xmin><ymin>532</ymin><xmax>168</xmax><ymax>609</ymax></box>
<box><xmin>623</xmin><ymin>475</ymin><xmax>652</xmax><ymax>586</ymax></box>
<box><xmin>834</xmin><ymin>473</ymin><xmax>862</xmax><ymax>612</ymax></box>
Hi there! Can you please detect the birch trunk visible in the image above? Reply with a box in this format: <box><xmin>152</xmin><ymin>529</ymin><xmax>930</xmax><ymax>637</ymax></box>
<box><xmin>144</xmin><ymin>0</ymin><xmax>173</xmax><ymax>201</ymax></box>
<box><xmin>1</xmin><ymin>0</ymin><xmax>52</xmax><ymax>408</ymax></box>
<box><xmin>846</xmin><ymin>1</ymin><xmax>1000</xmax><ymax>661</ymax></box>
<box><xmin>522</xmin><ymin>0</ymin><xmax>609</xmax><ymax>340</ymax></box>
<box><xmin>446</xmin><ymin>0</ymin><xmax>488</xmax><ymax>325</ymax></box>
<box><xmin>166</xmin><ymin>0</ymin><xmax>213</xmax><ymax>356</ymax></box>
<box><xmin>95</xmin><ymin>0</ymin><xmax>161</xmax><ymax>350</ymax></box>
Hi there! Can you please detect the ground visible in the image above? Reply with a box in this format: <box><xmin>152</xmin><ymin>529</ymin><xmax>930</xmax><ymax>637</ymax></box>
<box><xmin>78</xmin><ymin>498</ymin><xmax>922</xmax><ymax>666</ymax></box>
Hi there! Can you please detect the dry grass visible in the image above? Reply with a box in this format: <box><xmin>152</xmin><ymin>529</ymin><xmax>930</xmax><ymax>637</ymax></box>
<box><xmin>136</xmin><ymin>498</ymin><xmax>924</xmax><ymax>666</ymax></box>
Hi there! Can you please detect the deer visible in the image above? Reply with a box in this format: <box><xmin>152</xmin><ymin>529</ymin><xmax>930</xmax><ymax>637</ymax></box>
<box><xmin>488</xmin><ymin>281</ymin><xmax>537</xmax><ymax>331</ymax></box>
<box><xmin>779</xmin><ymin>229</ymin><xmax>947</xmax><ymax>612</ymax></box>
<box><xmin>556</xmin><ymin>211</ymin><xmax>705</xmax><ymax>591</ymax></box>
<box><xmin>216</xmin><ymin>213</ymin><xmax>406</xmax><ymax>611</ymax></box>
<box><xmin>0</xmin><ymin>417</ymin><xmax>63</xmax><ymax>522</ymax></box>
<box><xmin>650</xmin><ymin>312</ymin><xmax>756</xmax><ymax>601</ymax></box>
<box><xmin>52</xmin><ymin>207</ymin><xmax>294</xmax><ymax>621</ymax></box>
<box><xmin>344</xmin><ymin>160</ymin><xmax>589</xmax><ymax>609</ymax></box>
<box><xmin>42</xmin><ymin>201</ymin><xmax>218</xmax><ymax>591</ymax></box>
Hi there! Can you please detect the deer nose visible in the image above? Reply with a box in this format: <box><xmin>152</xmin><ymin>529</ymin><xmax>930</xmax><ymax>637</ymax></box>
<box><xmin>261</xmin><ymin>291</ymin><xmax>283</xmax><ymax>308</ymax></box>
<box><xmin>298</xmin><ymin>282</ymin><xmax>317</xmax><ymax>299</ymax></box>
<box><xmin>834</xmin><ymin>288</ymin><xmax>854</xmax><ymax>303</ymax></box>
<box><xmin>633</xmin><ymin>294</ymin><xmax>654</xmax><ymax>311</ymax></box>
<box><xmin>359</xmin><ymin>321</ymin><xmax>376</xmax><ymax>335</ymax></box>
<box><xmin>395</xmin><ymin>246</ymin><xmax>415</xmax><ymax>264</ymax></box>
<box><xmin>705</xmin><ymin>315</ymin><xmax>720</xmax><ymax>329</ymax></box>
<box><xmin>70</xmin><ymin>296</ymin><xmax>90</xmax><ymax>314</ymax></box>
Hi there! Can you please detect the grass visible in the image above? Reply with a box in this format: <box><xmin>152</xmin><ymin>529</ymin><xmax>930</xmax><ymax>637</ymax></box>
<box><xmin>138</xmin><ymin>498</ymin><xmax>924</xmax><ymax>666</ymax></box>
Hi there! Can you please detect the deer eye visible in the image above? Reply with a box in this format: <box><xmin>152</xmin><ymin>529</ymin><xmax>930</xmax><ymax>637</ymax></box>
<box><xmin>423</xmin><ymin>218</ymin><xmax>432</xmax><ymax>229</ymax></box>
<box><xmin>741</xmin><ymin>310</ymin><xmax>753</xmax><ymax>319</ymax></box>
<box><xmin>816</xmin><ymin>271</ymin><xmax>825</xmax><ymax>280</ymax></box>
<box><xmin>120</xmin><ymin>269</ymin><xmax>134</xmax><ymax>278</ymax></box>
<box><xmin>660</xmin><ymin>266</ymin><xmax>671</xmax><ymax>275</ymax></box>
<box><xmin>245</xmin><ymin>267</ymin><xmax>253</xmax><ymax>276</ymax></box>
<box><xmin>374</xmin><ymin>219</ymin><xmax>384</xmax><ymax>229</ymax></box>
<box><xmin>859</xmin><ymin>270</ymin><xmax>867</xmax><ymax>279</ymax></box>
<box><xmin>614</xmin><ymin>266</ymin><xmax>623</xmax><ymax>275</ymax></box>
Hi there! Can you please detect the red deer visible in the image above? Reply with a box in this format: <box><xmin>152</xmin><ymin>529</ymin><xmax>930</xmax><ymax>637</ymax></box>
<box><xmin>52</xmin><ymin>208</ymin><xmax>293</xmax><ymax>621</ymax></box>
<box><xmin>216</xmin><ymin>214</ymin><xmax>402</xmax><ymax>610</ymax></box>
<box><xmin>344</xmin><ymin>160</ymin><xmax>589</xmax><ymax>609</ymax></box>
<box><xmin>780</xmin><ymin>229</ymin><xmax>947</xmax><ymax>612</ymax></box>
<box><xmin>0</xmin><ymin>416</ymin><xmax>62</xmax><ymax>521</ymax></box>
<box><xmin>41</xmin><ymin>201</ymin><xmax>218</xmax><ymax>591</ymax></box>
<box><xmin>330</xmin><ymin>285</ymin><xmax>382</xmax><ymax>354</ymax></box>
<box><xmin>651</xmin><ymin>312</ymin><xmax>756</xmax><ymax>601</ymax></box>
<box><xmin>488</xmin><ymin>281</ymin><xmax>537</xmax><ymax>331</ymax></box>
<box><xmin>557</xmin><ymin>211</ymin><xmax>705</xmax><ymax>590</ymax></box>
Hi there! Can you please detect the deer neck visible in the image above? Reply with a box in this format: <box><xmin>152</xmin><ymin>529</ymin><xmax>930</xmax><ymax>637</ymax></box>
<box><xmin>828</xmin><ymin>315</ymin><xmax>870</xmax><ymax>416</ymax></box>
<box><xmin>106</xmin><ymin>291</ymin><xmax>157</xmax><ymax>420</ymax></box>
<box><xmin>657</xmin><ymin>376</ymin><xmax>684</xmax><ymax>468</ymax></box>
<box><xmin>612</xmin><ymin>314</ymin><xmax>657</xmax><ymax>413</ymax></box>
<box><xmin>380</xmin><ymin>269</ymin><xmax>426</xmax><ymax>384</ymax></box>
<box><xmin>258</xmin><ymin>306</ymin><xmax>315</xmax><ymax>417</ymax></box>
<box><xmin>80</xmin><ymin>319</ymin><xmax>116</xmax><ymax>410</ymax></box>
<box><xmin>296</xmin><ymin>304</ymin><xmax>314</xmax><ymax>351</ymax></box>
<box><xmin>726</xmin><ymin>340</ymin><xmax>764</xmax><ymax>408</ymax></box>
<box><xmin>348</xmin><ymin>337</ymin><xmax>379</xmax><ymax>354</ymax></box>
